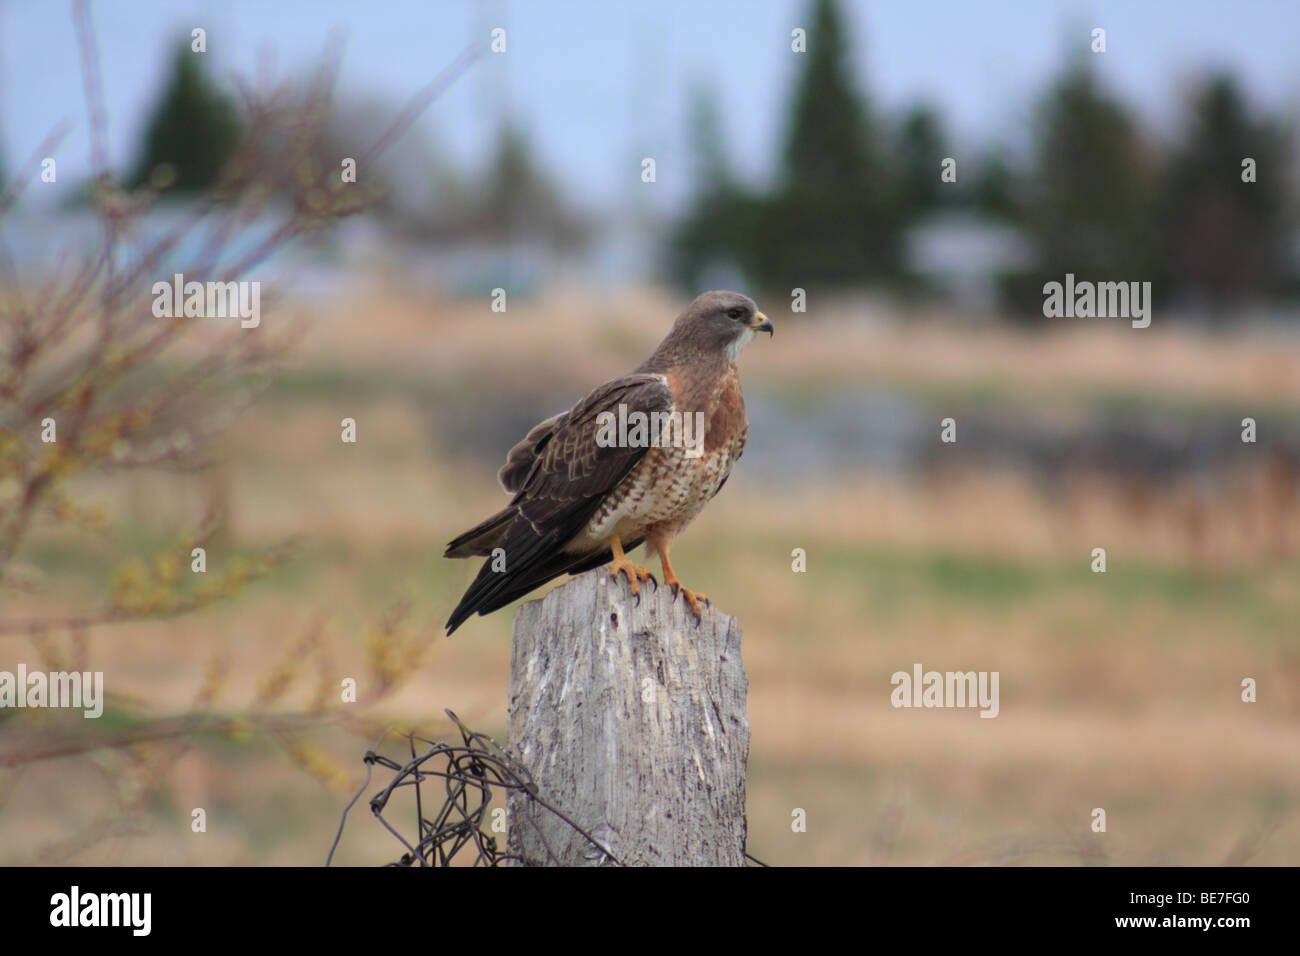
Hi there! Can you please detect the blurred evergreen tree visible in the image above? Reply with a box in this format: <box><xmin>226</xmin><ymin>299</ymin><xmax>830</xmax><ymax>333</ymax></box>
<box><xmin>1015</xmin><ymin>60</ymin><xmax>1158</xmax><ymax>312</ymax></box>
<box><xmin>746</xmin><ymin>0</ymin><xmax>899</xmax><ymax>291</ymax></box>
<box><xmin>1159</xmin><ymin>74</ymin><xmax>1296</xmax><ymax>315</ymax></box>
<box><xmin>893</xmin><ymin>104</ymin><xmax>948</xmax><ymax>222</ymax></box>
<box><xmin>1029</xmin><ymin>63</ymin><xmax>1156</xmax><ymax>271</ymax></box>
<box><xmin>479</xmin><ymin>120</ymin><xmax>587</xmax><ymax>250</ymax></box>
<box><xmin>669</xmin><ymin>84</ymin><xmax>755</xmax><ymax>289</ymax></box>
<box><xmin>969</xmin><ymin>148</ymin><xmax>1019</xmax><ymax>222</ymax></box>
<box><xmin>127</xmin><ymin>41</ymin><xmax>241</xmax><ymax>193</ymax></box>
<box><xmin>668</xmin><ymin>8</ymin><xmax>1298</xmax><ymax>315</ymax></box>
<box><xmin>779</xmin><ymin>0</ymin><xmax>873</xmax><ymax>196</ymax></box>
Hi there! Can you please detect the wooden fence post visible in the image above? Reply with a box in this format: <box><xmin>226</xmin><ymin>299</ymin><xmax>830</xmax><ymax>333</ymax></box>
<box><xmin>506</xmin><ymin>568</ymin><xmax>750</xmax><ymax>866</ymax></box>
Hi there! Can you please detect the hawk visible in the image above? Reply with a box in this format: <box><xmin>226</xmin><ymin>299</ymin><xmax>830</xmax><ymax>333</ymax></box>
<box><xmin>444</xmin><ymin>290</ymin><xmax>773</xmax><ymax>634</ymax></box>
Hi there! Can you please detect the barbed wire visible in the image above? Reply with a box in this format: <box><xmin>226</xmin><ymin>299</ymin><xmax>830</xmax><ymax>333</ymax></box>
<box><xmin>328</xmin><ymin>709</ymin><xmax>624</xmax><ymax>866</ymax></box>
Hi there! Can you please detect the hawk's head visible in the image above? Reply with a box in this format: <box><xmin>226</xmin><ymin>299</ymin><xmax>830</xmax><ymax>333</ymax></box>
<box><xmin>672</xmin><ymin>290</ymin><xmax>774</xmax><ymax>361</ymax></box>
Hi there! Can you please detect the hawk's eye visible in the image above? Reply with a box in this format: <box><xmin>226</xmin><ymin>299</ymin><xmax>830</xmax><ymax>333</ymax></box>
<box><xmin>726</xmin><ymin>307</ymin><xmax>745</xmax><ymax>320</ymax></box>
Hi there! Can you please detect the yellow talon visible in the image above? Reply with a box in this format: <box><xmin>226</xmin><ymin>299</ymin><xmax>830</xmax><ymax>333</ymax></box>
<box><xmin>608</xmin><ymin>534</ymin><xmax>656</xmax><ymax>596</ymax></box>
<box><xmin>669</xmin><ymin>581</ymin><xmax>707</xmax><ymax>619</ymax></box>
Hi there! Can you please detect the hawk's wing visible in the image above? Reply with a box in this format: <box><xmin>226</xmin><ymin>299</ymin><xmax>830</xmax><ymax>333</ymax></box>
<box><xmin>444</xmin><ymin>373</ymin><xmax>673</xmax><ymax>633</ymax></box>
<box><xmin>497</xmin><ymin>412</ymin><xmax>565</xmax><ymax>494</ymax></box>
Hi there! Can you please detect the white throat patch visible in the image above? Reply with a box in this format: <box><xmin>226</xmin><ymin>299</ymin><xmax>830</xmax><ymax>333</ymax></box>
<box><xmin>726</xmin><ymin>327</ymin><xmax>755</xmax><ymax>361</ymax></box>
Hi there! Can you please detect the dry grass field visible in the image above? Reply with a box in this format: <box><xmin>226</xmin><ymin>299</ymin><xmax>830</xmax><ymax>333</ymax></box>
<box><xmin>4</xmin><ymin>279</ymin><xmax>1298</xmax><ymax>865</ymax></box>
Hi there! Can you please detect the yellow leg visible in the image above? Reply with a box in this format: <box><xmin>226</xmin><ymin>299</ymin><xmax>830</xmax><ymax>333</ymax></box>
<box><xmin>609</xmin><ymin>534</ymin><xmax>656</xmax><ymax>596</ymax></box>
<box><xmin>649</xmin><ymin>531</ymin><xmax>707</xmax><ymax>619</ymax></box>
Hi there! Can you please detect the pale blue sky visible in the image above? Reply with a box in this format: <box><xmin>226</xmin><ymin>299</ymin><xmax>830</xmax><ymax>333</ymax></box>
<box><xmin>3</xmin><ymin>0</ymin><xmax>1298</xmax><ymax>213</ymax></box>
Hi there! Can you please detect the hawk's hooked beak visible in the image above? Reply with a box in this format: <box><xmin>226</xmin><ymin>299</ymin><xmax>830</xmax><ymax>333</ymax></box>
<box><xmin>751</xmin><ymin>311</ymin><xmax>774</xmax><ymax>336</ymax></box>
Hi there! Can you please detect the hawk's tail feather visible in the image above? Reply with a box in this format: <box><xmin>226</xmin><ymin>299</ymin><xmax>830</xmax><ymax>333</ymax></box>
<box><xmin>445</xmin><ymin>529</ymin><xmax>587</xmax><ymax>633</ymax></box>
<box><xmin>444</xmin><ymin>506</ymin><xmax>514</xmax><ymax>558</ymax></box>
<box><xmin>444</xmin><ymin>519</ymin><xmax>645</xmax><ymax>635</ymax></box>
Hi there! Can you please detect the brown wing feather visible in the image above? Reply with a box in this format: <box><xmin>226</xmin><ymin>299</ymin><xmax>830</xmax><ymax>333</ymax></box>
<box><xmin>444</xmin><ymin>373</ymin><xmax>674</xmax><ymax>633</ymax></box>
<box><xmin>518</xmin><ymin>375</ymin><xmax>669</xmax><ymax>493</ymax></box>
<box><xmin>497</xmin><ymin>411</ymin><xmax>564</xmax><ymax>493</ymax></box>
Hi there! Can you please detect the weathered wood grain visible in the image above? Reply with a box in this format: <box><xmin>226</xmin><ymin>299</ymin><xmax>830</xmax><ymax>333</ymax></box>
<box><xmin>506</xmin><ymin>568</ymin><xmax>749</xmax><ymax>866</ymax></box>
